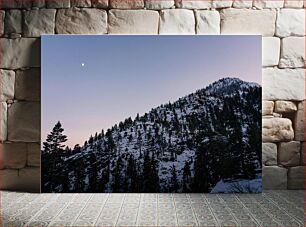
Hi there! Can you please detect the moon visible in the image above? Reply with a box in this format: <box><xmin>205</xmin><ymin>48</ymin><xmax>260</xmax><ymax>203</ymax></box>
<box><xmin>81</xmin><ymin>63</ymin><xmax>85</xmax><ymax>67</ymax></box>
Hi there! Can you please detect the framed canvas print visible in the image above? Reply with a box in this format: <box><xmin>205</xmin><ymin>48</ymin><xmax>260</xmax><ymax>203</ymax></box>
<box><xmin>41</xmin><ymin>35</ymin><xmax>262</xmax><ymax>193</ymax></box>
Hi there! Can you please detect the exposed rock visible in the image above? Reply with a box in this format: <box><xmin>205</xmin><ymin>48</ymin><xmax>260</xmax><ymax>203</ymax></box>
<box><xmin>108</xmin><ymin>10</ymin><xmax>159</xmax><ymax>34</ymax></box>
<box><xmin>159</xmin><ymin>9</ymin><xmax>195</xmax><ymax>34</ymax></box>
<box><xmin>220</xmin><ymin>9</ymin><xmax>276</xmax><ymax>36</ymax></box>
<box><xmin>262</xmin><ymin>118</ymin><xmax>294</xmax><ymax>142</ymax></box>
<box><xmin>232</xmin><ymin>0</ymin><xmax>252</xmax><ymax>8</ymax></box>
<box><xmin>109</xmin><ymin>0</ymin><xmax>144</xmax><ymax>8</ymax></box>
<box><xmin>56</xmin><ymin>8</ymin><xmax>107</xmax><ymax>34</ymax></box>
<box><xmin>262</xmin><ymin>68</ymin><xmax>305</xmax><ymax>101</ymax></box>
<box><xmin>91</xmin><ymin>0</ymin><xmax>108</xmax><ymax>8</ymax></box>
<box><xmin>262</xmin><ymin>101</ymin><xmax>274</xmax><ymax>115</ymax></box>
<box><xmin>253</xmin><ymin>0</ymin><xmax>284</xmax><ymax>8</ymax></box>
<box><xmin>263</xmin><ymin>166</ymin><xmax>287</xmax><ymax>189</ymax></box>
<box><xmin>71</xmin><ymin>0</ymin><xmax>91</xmax><ymax>7</ymax></box>
<box><xmin>278</xmin><ymin>141</ymin><xmax>301</xmax><ymax>167</ymax></box>
<box><xmin>195</xmin><ymin>10</ymin><xmax>220</xmax><ymax>34</ymax></box>
<box><xmin>288</xmin><ymin>166</ymin><xmax>304</xmax><ymax>189</ymax></box>
<box><xmin>0</xmin><ymin>102</ymin><xmax>7</xmax><ymax>142</ymax></box>
<box><xmin>262</xmin><ymin>37</ymin><xmax>280</xmax><ymax>66</ymax></box>
<box><xmin>280</xmin><ymin>37</ymin><xmax>305</xmax><ymax>68</ymax></box>
<box><xmin>27</xmin><ymin>143</ymin><xmax>40</xmax><ymax>167</ymax></box>
<box><xmin>4</xmin><ymin>9</ymin><xmax>22</xmax><ymax>35</ymax></box>
<box><xmin>0</xmin><ymin>69</ymin><xmax>15</xmax><ymax>102</ymax></box>
<box><xmin>0</xmin><ymin>38</ymin><xmax>40</xmax><ymax>69</ymax></box>
<box><xmin>145</xmin><ymin>0</ymin><xmax>175</xmax><ymax>9</ymax></box>
<box><xmin>175</xmin><ymin>0</ymin><xmax>211</xmax><ymax>9</ymax></box>
<box><xmin>15</xmin><ymin>68</ymin><xmax>41</xmax><ymax>101</ymax></box>
<box><xmin>212</xmin><ymin>0</ymin><xmax>233</xmax><ymax>8</ymax></box>
<box><xmin>0</xmin><ymin>143</ymin><xmax>27</xmax><ymax>169</ymax></box>
<box><xmin>284</xmin><ymin>0</ymin><xmax>304</xmax><ymax>8</ymax></box>
<box><xmin>262</xmin><ymin>143</ymin><xmax>277</xmax><ymax>166</ymax></box>
<box><xmin>46</xmin><ymin>0</ymin><xmax>70</xmax><ymax>8</ymax></box>
<box><xmin>8</xmin><ymin>102</ymin><xmax>40</xmax><ymax>142</ymax></box>
<box><xmin>23</xmin><ymin>9</ymin><xmax>56</xmax><ymax>37</ymax></box>
<box><xmin>274</xmin><ymin>101</ymin><xmax>297</xmax><ymax>113</ymax></box>
<box><xmin>276</xmin><ymin>9</ymin><xmax>305</xmax><ymax>37</ymax></box>
<box><xmin>294</xmin><ymin>101</ymin><xmax>305</xmax><ymax>141</ymax></box>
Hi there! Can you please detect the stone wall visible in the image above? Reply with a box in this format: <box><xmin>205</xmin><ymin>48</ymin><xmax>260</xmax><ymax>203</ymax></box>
<box><xmin>0</xmin><ymin>0</ymin><xmax>305</xmax><ymax>192</ymax></box>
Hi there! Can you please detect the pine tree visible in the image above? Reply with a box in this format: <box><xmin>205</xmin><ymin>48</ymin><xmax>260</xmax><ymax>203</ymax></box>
<box><xmin>42</xmin><ymin>121</ymin><xmax>68</xmax><ymax>153</ymax></box>
<box><xmin>170</xmin><ymin>164</ymin><xmax>179</xmax><ymax>192</ymax></box>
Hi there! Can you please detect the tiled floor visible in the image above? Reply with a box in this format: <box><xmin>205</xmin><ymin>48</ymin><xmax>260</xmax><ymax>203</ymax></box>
<box><xmin>1</xmin><ymin>190</ymin><xmax>304</xmax><ymax>226</ymax></box>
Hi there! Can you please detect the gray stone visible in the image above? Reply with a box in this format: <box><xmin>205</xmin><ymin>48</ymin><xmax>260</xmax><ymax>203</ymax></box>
<box><xmin>263</xmin><ymin>166</ymin><xmax>287</xmax><ymax>189</ymax></box>
<box><xmin>15</xmin><ymin>68</ymin><xmax>41</xmax><ymax>101</ymax></box>
<box><xmin>56</xmin><ymin>8</ymin><xmax>107</xmax><ymax>34</ymax></box>
<box><xmin>280</xmin><ymin>37</ymin><xmax>305</xmax><ymax>68</ymax></box>
<box><xmin>4</xmin><ymin>9</ymin><xmax>22</xmax><ymax>34</ymax></box>
<box><xmin>262</xmin><ymin>101</ymin><xmax>274</xmax><ymax>115</ymax></box>
<box><xmin>71</xmin><ymin>0</ymin><xmax>91</xmax><ymax>7</ymax></box>
<box><xmin>145</xmin><ymin>0</ymin><xmax>175</xmax><ymax>9</ymax></box>
<box><xmin>0</xmin><ymin>143</ymin><xmax>27</xmax><ymax>169</ymax></box>
<box><xmin>0</xmin><ymin>10</ymin><xmax>4</xmax><ymax>35</ymax></box>
<box><xmin>109</xmin><ymin>0</ymin><xmax>144</xmax><ymax>8</ymax></box>
<box><xmin>24</xmin><ymin>9</ymin><xmax>56</xmax><ymax>37</ymax></box>
<box><xmin>220</xmin><ymin>8</ymin><xmax>276</xmax><ymax>36</ymax></box>
<box><xmin>32</xmin><ymin>0</ymin><xmax>46</xmax><ymax>8</ymax></box>
<box><xmin>0</xmin><ymin>0</ymin><xmax>32</xmax><ymax>9</ymax></box>
<box><xmin>262</xmin><ymin>68</ymin><xmax>305</xmax><ymax>101</ymax></box>
<box><xmin>195</xmin><ymin>10</ymin><xmax>220</xmax><ymax>34</ymax></box>
<box><xmin>262</xmin><ymin>118</ymin><xmax>294</xmax><ymax>142</ymax></box>
<box><xmin>294</xmin><ymin>101</ymin><xmax>305</xmax><ymax>141</ymax></box>
<box><xmin>175</xmin><ymin>0</ymin><xmax>211</xmax><ymax>9</ymax></box>
<box><xmin>276</xmin><ymin>9</ymin><xmax>305</xmax><ymax>37</ymax></box>
<box><xmin>46</xmin><ymin>0</ymin><xmax>70</xmax><ymax>8</ymax></box>
<box><xmin>0</xmin><ymin>102</ymin><xmax>7</xmax><ymax>142</ymax></box>
<box><xmin>262</xmin><ymin>143</ymin><xmax>277</xmax><ymax>166</ymax></box>
<box><xmin>212</xmin><ymin>0</ymin><xmax>232</xmax><ymax>8</ymax></box>
<box><xmin>262</xmin><ymin>37</ymin><xmax>280</xmax><ymax>67</ymax></box>
<box><xmin>274</xmin><ymin>101</ymin><xmax>297</xmax><ymax>113</ymax></box>
<box><xmin>109</xmin><ymin>10</ymin><xmax>159</xmax><ymax>34</ymax></box>
<box><xmin>27</xmin><ymin>143</ymin><xmax>40</xmax><ymax>167</ymax></box>
<box><xmin>0</xmin><ymin>69</ymin><xmax>15</xmax><ymax>102</ymax></box>
<box><xmin>0</xmin><ymin>38</ymin><xmax>40</xmax><ymax>69</ymax></box>
<box><xmin>159</xmin><ymin>9</ymin><xmax>195</xmax><ymax>34</ymax></box>
<box><xmin>253</xmin><ymin>0</ymin><xmax>284</xmax><ymax>8</ymax></box>
<box><xmin>8</xmin><ymin>102</ymin><xmax>40</xmax><ymax>142</ymax></box>
<box><xmin>91</xmin><ymin>0</ymin><xmax>108</xmax><ymax>8</ymax></box>
<box><xmin>232</xmin><ymin>0</ymin><xmax>252</xmax><ymax>8</ymax></box>
<box><xmin>278</xmin><ymin>141</ymin><xmax>301</xmax><ymax>167</ymax></box>
<box><xmin>288</xmin><ymin>166</ymin><xmax>304</xmax><ymax>189</ymax></box>
<box><xmin>301</xmin><ymin>142</ymin><xmax>305</xmax><ymax>165</ymax></box>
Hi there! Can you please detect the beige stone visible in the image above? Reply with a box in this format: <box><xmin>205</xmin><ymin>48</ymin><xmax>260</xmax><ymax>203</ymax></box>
<box><xmin>253</xmin><ymin>0</ymin><xmax>284</xmax><ymax>8</ymax></box>
<box><xmin>284</xmin><ymin>0</ymin><xmax>304</xmax><ymax>8</ymax></box>
<box><xmin>0</xmin><ymin>69</ymin><xmax>15</xmax><ymax>102</ymax></box>
<box><xmin>46</xmin><ymin>0</ymin><xmax>70</xmax><ymax>8</ymax></box>
<box><xmin>175</xmin><ymin>0</ymin><xmax>211</xmax><ymax>9</ymax></box>
<box><xmin>23</xmin><ymin>9</ymin><xmax>56</xmax><ymax>37</ymax></box>
<box><xmin>280</xmin><ymin>37</ymin><xmax>305</xmax><ymax>68</ymax></box>
<box><xmin>262</xmin><ymin>68</ymin><xmax>305</xmax><ymax>101</ymax></box>
<box><xmin>262</xmin><ymin>143</ymin><xmax>277</xmax><ymax>166</ymax></box>
<box><xmin>232</xmin><ymin>0</ymin><xmax>252</xmax><ymax>8</ymax></box>
<box><xmin>0</xmin><ymin>143</ymin><xmax>27</xmax><ymax>169</ymax></box>
<box><xmin>8</xmin><ymin>102</ymin><xmax>40</xmax><ymax>142</ymax></box>
<box><xmin>159</xmin><ymin>9</ymin><xmax>195</xmax><ymax>34</ymax></box>
<box><xmin>0</xmin><ymin>38</ymin><xmax>40</xmax><ymax>69</ymax></box>
<box><xmin>288</xmin><ymin>166</ymin><xmax>304</xmax><ymax>189</ymax></box>
<box><xmin>278</xmin><ymin>141</ymin><xmax>301</xmax><ymax>167</ymax></box>
<box><xmin>220</xmin><ymin>9</ymin><xmax>276</xmax><ymax>36</ymax></box>
<box><xmin>4</xmin><ymin>9</ymin><xmax>22</xmax><ymax>35</ymax></box>
<box><xmin>263</xmin><ymin>166</ymin><xmax>287</xmax><ymax>189</ymax></box>
<box><xmin>0</xmin><ymin>167</ymin><xmax>40</xmax><ymax>192</ymax></box>
<box><xmin>195</xmin><ymin>10</ymin><xmax>220</xmax><ymax>34</ymax></box>
<box><xmin>15</xmin><ymin>69</ymin><xmax>41</xmax><ymax>102</ymax></box>
<box><xmin>0</xmin><ymin>102</ymin><xmax>7</xmax><ymax>142</ymax></box>
<box><xmin>262</xmin><ymin>118</ymin><xmax>294</xmax><ymax>142</ymax></box>
<box><xmin>71</xmin><ymin>0</ymin><xmax>92</xmax><ymax>7</ymax></box>
<box><xmin>56</xmin><ymin>8</ymin><xmax>107</xmax><ymax>34</ymax></box>
<box><xmin>276</xmin><ymin>9</ymin><xmax>305</xmax><ymax>37</ymax></box>
<box><xmin>0</xmin><ymin>10</ymin><xmax>4</xmax><ymax>35</ymax></box>
<box><xmin>27</xmin><ymin>143</ymin><xmax>40</xmax><ymax>167</ymax></box>
<box><xmin>145</xmin><ymin>0</ymin><xmax>175</xmax><ymax>9</ymax></box>
<box><xmin>262</xmin><ymin>37</ymin><xmax>280</xmax><ymax>66</ymax></box>
<box><xmin>109</xmin><ymin>10</ymin><xmax>159</xmax><ymax>34</ymax></box>
<box><xmin>274</xmin><ymin>101</ymin><xmax>297</xmax><ymax>113</ymax></box>
<box><xmin>262</xmin><ymin>101</ymin><xmax>274</xmax><ymax>115</ymax></box>
<box><xmin>294</xmin><ymin>101</ymin><xmax>305</xmax><ymax>141</ymax></box>
<box><xmin>212</xmin><ymin>0</ymin><xmax>233</xmax><ymax>8</ymax></box>
<box><xmin>110</xmin><ymin>0</ymin><xmax>144</xmax><ymax>8</ymax></box>
<box><xmin>91</xmin><ymin>0</ymin><xmax>108</xmax><ymax>8</ymax></box>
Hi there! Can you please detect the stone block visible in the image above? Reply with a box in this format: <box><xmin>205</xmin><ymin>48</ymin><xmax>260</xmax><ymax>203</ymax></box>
<box><xmin>288</xmin><ymin>166</ymin><xmax>304</xmax><ymax>189</ymax></box>
<box><xmin>274</xmin><ymin>101</ymin><xmax>297</xmax><ymax>113</ymax></box>
<box><xmin>23</xmin><ymin>9</ymin><xmax>56</xmax><ymax>37</ymax></box>
<box><xmin>32</xmin><ymin>0</ymin><xmax>46</xmax><ymax>8</ymax></box>
<box><xmin>0</xmin><ymin>143</ymin><xmax>27</xmax><ymax>169</ymax></box>
<box><xmin>253</xmin><ymin>0</ymin><xmax>284</xmax><ymax>8</ymax></box>
<box><xmin>71</xmin><ymin>0</ymin><xmax>92</xmax><ymax>7</ymax></box>
<box><xmin>262</xmin><ymin>68</ymin><xmax>305</xmax><ymax>101</ymax></box>
<box><xmin>175</xmin><ymin>0</ymin><xmax>212</xmax><ymax>9</ymax></box>
<box><xmin>263</xmin><ymin>166</ymin><xmax>287</xmax><ymax>189</ymax></box>
<box><xmin>109</xmin><ymin>10</ymin><xmax>159</xmax><ymax>34</ymax></box>
<box><xmin>232</xmin><ymin>0</ymin><xmax>253</xmax><ymax>8</ymax></box>
<box><xmin>4</xmin><ymin>9</ymin><xmax>22</xmax><ymax>35</ymax></box>
<box><xmin>109</xmin><ymin>0</ymin><xmax>144</xmax><ymax>8</ymax></box>
<box><xmin>145</xmin><ymin>0</ymin><xmax>175</xmax><ymax>9</ymax></box>
<box><xmin>294</xmin><ymin>101</ymin><xmax>305</xmax><ymax>141</ymax></box>
<box><xmin>276</xmin><ymin>9</ymin><xmax>305</xmax><ymax>37</ymax></box>
<box><xmin>15</xmin><ymin>68</ymin><xmax>41</xmax><ymax>101</ymax></box>
<box><xmin>262</xmin><ymin>118</ymin><xmax>294</xmax><ymax>142</ymax></box>
<box><xmin>195</xmin><ymin>10</ymin><xmax>220</xmax><ymax>34</ymax></box>
<box><xmin>0</xmin><ymin>38</ymin><xmax>40</xmax><ymax>69</ymax></box>
<box><xmin>0</xmin><ymin>0</ymin><xmax>32</xmax><ymax>9</ymax></box>
<box><xmin>212</xmin><ymin>0</ymin><xmax>233</xmax><ymax>8</ymax></box>
<box><xmin>220</xmin><ymin>9</ymin><xmax>276</xmax><ymax>36</ymax></box>
<box><xmin>262</xmin><ymin>37</ymin><xmax>280</xmax><ymax>66</ymax></box>
<box><xmin>284</xmin><ymin>0</ymin><xmax>304</xmax><ymax>8</ymax></box>
<box><xmin>56</xmin><ymin>8</ymin><xmax>107</xmax><ymax>34</ymax></box>
<box><xmin>0</xmin><ymin>102</ymin><xmax>7</xmax><ymax>142</ymax></box>
<box><xmin>46</xmin><ymin>0</ymin><xmax>70</xmax><ymax>8</ymax></box>
<box><xmin>262</xmin><ymin>101</ymin><xmax>274</xmax><ymax>115</ymax></box>
<box><xmin>301</xmin><ymin>142</ymin><xmax>305</xmax><ymax>165</ymax></box>
<box><xmin>27</xmin><ymin>143</ymin><xmax>40</xmax><ymax>167</ymax></box>
<box><xmin>280</xmin><ymin>37</ymin><xmax>305</xmax><ymax>68</ymax></box>
<box><xmin>0</xmin><ymin>69</ymin><xmax>15</xmax><ymax>102</ymax></box>
<box><xmin>262</xmin><ymin>143</ymin><xmax>277</xmax><ymax>166</ymax></box>
<box><xmin>278</xmin><ymin>141</ymin><xmax>301</xmax><ymax>167</ymax></box>
<box><xmin>91</xmin><ymin>0</ymin><xmax>108</xmax><ymax>8</ymax></box>
<box><xmin>159</xmin><ymin>9</ymin><xmax>195</xmax><ymax>34</ymax></box>
<box><xmin>8</xmin><ymin>102</ymin><xmax>40</xmax><ymax>142</ymax></box>
<box><xmin>0</xmin><ymin>10</ymin><xmax>4</xmax><ymax>35</ymax></box>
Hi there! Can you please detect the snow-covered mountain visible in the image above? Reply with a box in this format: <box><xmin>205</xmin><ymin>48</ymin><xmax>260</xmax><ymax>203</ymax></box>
<box><xmin>42</xmin><ymin>77</ymin><xmax>262</xmax><ymax>193</ymax></box>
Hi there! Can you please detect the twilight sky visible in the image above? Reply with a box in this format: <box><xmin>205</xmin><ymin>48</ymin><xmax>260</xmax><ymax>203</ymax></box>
<box><xmin>42</xmin><ymin>35</ymin><xmax>261</xmax><ymax>148</ymax></box>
